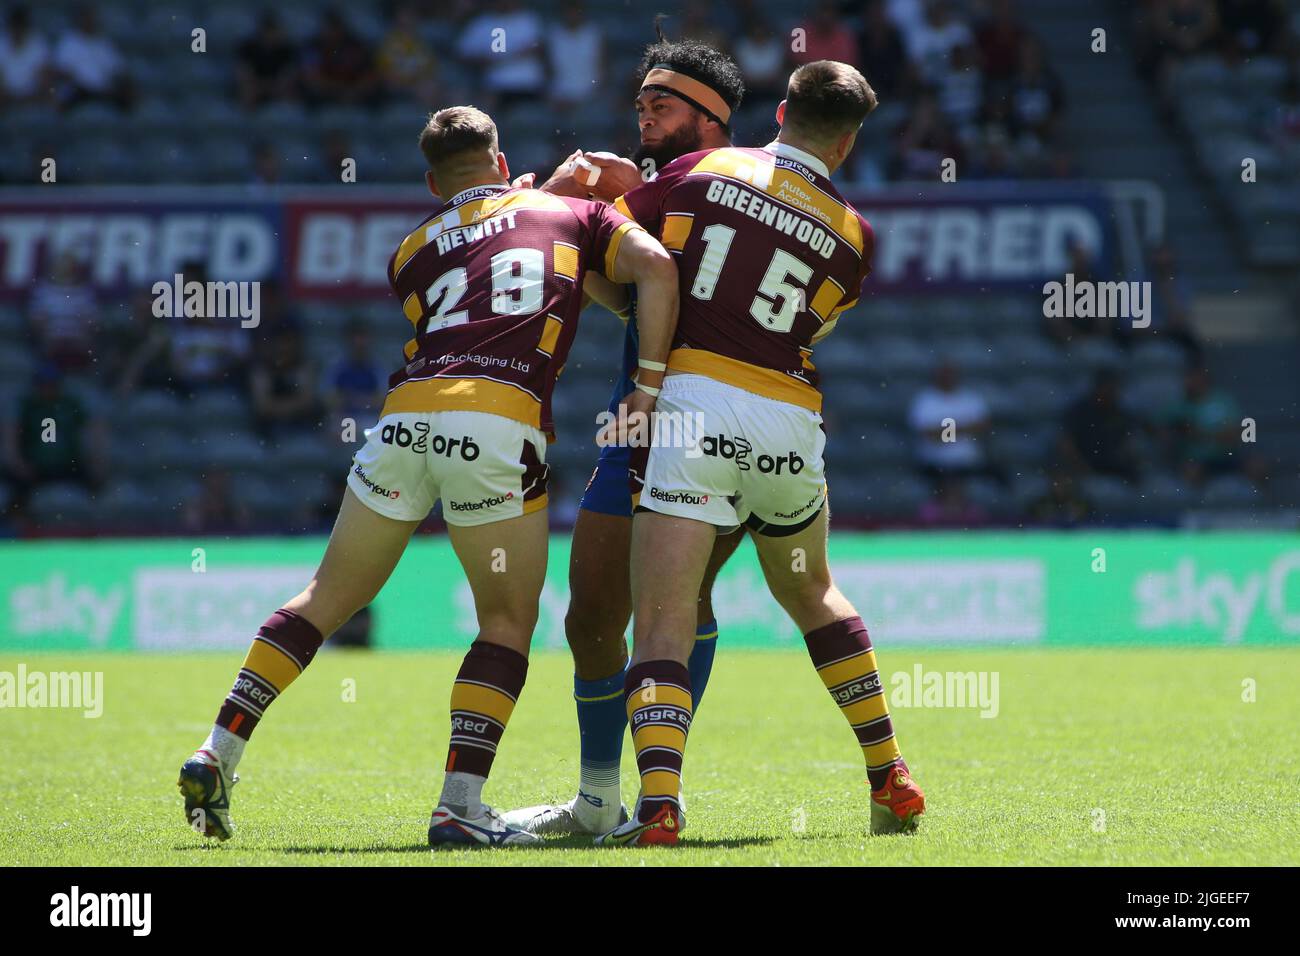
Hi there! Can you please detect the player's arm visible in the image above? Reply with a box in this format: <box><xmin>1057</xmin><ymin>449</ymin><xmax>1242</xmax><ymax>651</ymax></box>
<box><xmin>581</xmin><ymin>271</ymin><xmax>631</xmax><ymax>318</ymax></box>
<box><xmin>607</xmin><ymin>227</ymin><xmax>677</xmax><ymax>403</ymax></box>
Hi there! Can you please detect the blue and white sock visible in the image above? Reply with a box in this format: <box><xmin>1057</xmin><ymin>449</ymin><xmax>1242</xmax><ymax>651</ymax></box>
<box><xmin>574</xmin><ymin>667</ymin><xmax>628</xmax><ymax>815</ymax></box>
<box><xmin>687</xmin><ymin>618</ymin><xmax>720</xmax><ymax>711</ymax></box>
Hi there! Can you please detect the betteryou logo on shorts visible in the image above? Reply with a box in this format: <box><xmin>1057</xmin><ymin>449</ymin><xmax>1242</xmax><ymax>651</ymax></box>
<box><xmin>649</xmin><ymin>487</ymin><xmax>710</xmax><ymax>506</ymax></box>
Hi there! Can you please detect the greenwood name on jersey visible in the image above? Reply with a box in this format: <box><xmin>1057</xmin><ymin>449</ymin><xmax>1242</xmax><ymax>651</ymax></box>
<box><xmin>614</xmin><ymin>144</ymin><xmax>873</xmax><ymax>413</ymax></box>
<box><xmin>382</xmin><ymin>182</ymin><xmax>639</xmax><ymax>435</ymax></box>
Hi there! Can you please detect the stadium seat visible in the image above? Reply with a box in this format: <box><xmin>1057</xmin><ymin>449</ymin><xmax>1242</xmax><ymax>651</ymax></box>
<box><xmin>189</xmin><ymin>390</ymin><xmax>252</xmax><ymax>425</ymax></box>
<box><xmin>117</xmin><ymin>390</ymin><xmax>186</xmax><ymax>431</ymax></box>
<box><xmin>1201</xmin><ymin>474</ymin><xmax>1260</xmax><ymax>509</ymax></box>
<box><xmin>29</xmin><ymin>483</ymin><xmax>96</xmax><ymax>528</ymax></box>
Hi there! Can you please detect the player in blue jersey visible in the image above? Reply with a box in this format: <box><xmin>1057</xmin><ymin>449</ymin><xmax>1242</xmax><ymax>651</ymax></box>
<box><xmin>502</xmin><ymin>37</ymin><xmax>747</xmax><ymax>835</ymax></box>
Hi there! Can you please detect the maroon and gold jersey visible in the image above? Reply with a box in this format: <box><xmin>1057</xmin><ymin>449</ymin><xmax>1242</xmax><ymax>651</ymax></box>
<box><xmin>615</xmin><ymin>144</ymin><xmax>873</xmax><ymax>413</ymax></box>
<box><xmin>382</xmin><ymin>183</ymin><xmax>640</xmax><ymax>434</ymax></box>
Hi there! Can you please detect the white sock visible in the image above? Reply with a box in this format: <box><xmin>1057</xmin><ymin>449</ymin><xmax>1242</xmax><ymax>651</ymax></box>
<box><xmin>439</xmin><ymin>772</ymin><xmax>485</xmax><ymax>818</ymax></box>
<box><xmin>577</xmin><ymin>763</ymin><xmax>622</xmax><ymax>823</ymax></box>
<box><xmin>200</xmin><ymin>725</ymin><xmax>246</xmax><ymax>774</ymax></box>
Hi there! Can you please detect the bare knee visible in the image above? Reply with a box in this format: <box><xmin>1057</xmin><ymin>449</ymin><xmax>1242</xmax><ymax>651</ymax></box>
<box><xmin>565</xmin><ymin>584</ymin><xmax>630</xmax><ymax>679</ymax></box>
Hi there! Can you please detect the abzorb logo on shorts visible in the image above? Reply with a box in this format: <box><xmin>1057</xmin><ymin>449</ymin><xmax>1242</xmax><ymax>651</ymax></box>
<box><xmin>448</xmin><ymin>491</ymin><xmax>514</xmax><ymax>513</ymax></box>
<box><xmin>648</xmin><ymin>487</ymin><xmax>709</xmax><ymax>506</ymax></box>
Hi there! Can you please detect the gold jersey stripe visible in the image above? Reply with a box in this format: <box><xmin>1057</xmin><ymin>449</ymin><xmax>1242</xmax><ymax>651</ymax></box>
<box><xmin>661</xmin><ymin>212</ymin><xmax>694</xmax><ymax>251</ymax></box>
<box><xmin>391</xmin><ymin>190</ymin><xmax>576</xmax><ymax>277</ymax></box>
<box><xmin>810</xmin><ymin>276</ymin><xmax>847</xmax><ymax>322</ymax></box>
<box><xmin>667</xmin><ymin>349</ymin><xmax>821</xmax><ymax>413</ymax></box>
<box><xmin>604</xmin><ymin>220</ymin><xmax>640</xmax><ymax>280</ymax></box>
<box><xmin>537</xmin><ymin>314</ymin><xmax>563</xmax><ymax>356</ymax></box>
<box><xmin>380</xmin><ymin>377</ymin><xmax>541</xmax><ymax>428</ymax></box>
<box><xmin>553</xmin><ymin>241</ymin><xmax>579</xmax><ymax>280</ymax></box>
<box><xmin>402</xmin><ymin>291</ymin><xmax>423</xmax><ymax>325</ymax></box>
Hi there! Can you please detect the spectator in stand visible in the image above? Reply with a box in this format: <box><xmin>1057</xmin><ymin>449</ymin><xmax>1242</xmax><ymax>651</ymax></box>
<box><xmin>249</xmin><ymin>141</ymin><xmax>284</xmax><ymax>187</ymax></box>
<box><xmin>1216</xmin><ymin>0</ymin><xmax>1289</xmax><ymax>60</ymax></box>
<box><xmin>938</xmin><ymin>43</ymin><xmax>984</xmax><ymax>134</ymax></box>
<box><xmin>858</xmin><ymin>0</ymin><xmax>912</xmax><ymax>101</ymax></box>
<box><xmin>734</xmin><ymin>15</ymin><xmax>789</xmax><ymax>102</ymax></box>
<box><xmin>0</xmin><ymin>5</ymin><xmax>51</xmax><ymax>106</ymax></box>
<box><xmin>904</xmin><ymin>0</ymin><xmax>973</xmax><ymax>87</ymax></box>
<box><xmin>1044</xmin><ymin>241</ymin><xmax>1121</xmax><ymax>345</ymax></box>
<box><xmin>377</xmin><ymin>4</ymin><xmax>440</xmax><ymax>104</ymax></box>
<box><xmin>1160</xmin><ymin>365</ymin><xmax>1253</xmax><ymax>485</ymax></box>
<box><xmin>28</xmin><ymin>252</ymin><xmax>98</xmax><ymax>373</ymax></box>
<box><xmin>1265</xmin><ymin>67</ymin><xmax>1300</xmax><ymax>163</ymax></box>
<box><xmin>324</xmin><ymin>319</ymin><xmax>387</xmax><ymax>429</ymax></box>
<box><xmin>249</xmin><ymin>324</ymin><xmax>321</xmax><ymax>439</ymax></box>
<box><xmin>1147</xmin><ymin>243</ymin><xmax>1205</xmax><ymax>364</ymax></box>
<box><xmin>319</xmin><ymin>128</ymin><xmax>354</xmax><ymax>182</ymax></box>
<box><xmin>1028</xmin><ymin>467</ymin><xmax>1092</xmax><ymax>526</ymax></box>
<box><xmin>2</xmin><ymin>363</ymin><xmax>107</xmax><ymax>507</ymax></box>
<box><xmin>301</xmin><ymin>7</ymin><xmax>379</xmax><ymax>107</ymax></box>
<box><xmin>1135</xmin><ymin>0</ymin><xmax>1220</xmax><ymax>97</ymax></box>
<box><xmin>109</xmin><ymin>291</ymin><xmax>174</xmax><ymax>397</ymax></box>
<box><xmin>975</xmin><ymin>0</ymin><xmax>1027</xmax><ymax>84</ymax></box>
<box><xmin>907</xmin><ymin>360</ymin><xmax>994</xmax><ymax>485</ymax></box>
<box><xmin>165</xmin><ymin>263</ymin><xmax>251</xmax><ymax>396</ymax></box>
<box><xmin>456</xmin><ymin>0</ymin><xmax>546</xmax><ymax>111</ymax></box>
<box><xmin>889</xmin><ymin>91</ymin><xmax>964</xmax><ymax>179</ymax></box>
<box><xmin>792</xmin><ymin>0</ymin><xmax>860</xmax><ymax>67</ymax></box>
<box><xmin>51</xmin><ymin>5</ymin><xmax>133</xmax><ymax>111</ymax></box>
<box><xmin>678</xmin><ymin>4</ymin><xmax>731</xmax><ymax>59</ymax></box>
<box><xmin>1060</xmin><ymin>369</ymin><xmax>1142</xmax><ymax>482</ymax></box>
<box><xmin>1006</xmin><ymin>36</ymin><xmax>1064</xmax><ymax>145</ymax></box>
<box><xmin>547</xmin><ymin>2</ymin><xmax>603</xmax><ymax>112</ymax></box>
<box><xmin>183</xmin><ymin>470</ymin><xmax>252</xmax><ymax>535</ymax></box>
<box><xmin>236</xmin><ymin>11</ymin><xmax>301</xmax><ymax>109</ymax></box>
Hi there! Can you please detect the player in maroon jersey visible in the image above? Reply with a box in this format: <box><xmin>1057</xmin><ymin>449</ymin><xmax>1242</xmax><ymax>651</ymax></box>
<box><xmin>503</xmin><ymin>39</ymin><xmax>751</xmax><ymax>837</ymax></box>
<box><xmin>596</xmin><ymin>62</ymin><xmax>927</xmax><ymax>846</ymax></box>
<box><xmin>176</xmin><ymin>106</ymin><xmax>679</xmax><ymax>849</ymax></box>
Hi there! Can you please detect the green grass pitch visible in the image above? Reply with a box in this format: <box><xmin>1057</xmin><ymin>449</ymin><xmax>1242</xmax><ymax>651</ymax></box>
<box><xmin>2</xmin><ymin>648</ymin><xmax>1297</xmax><ymax>866</ymax></box>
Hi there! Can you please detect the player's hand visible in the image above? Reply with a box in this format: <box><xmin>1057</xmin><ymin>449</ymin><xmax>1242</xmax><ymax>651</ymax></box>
<box><xmin>579</xmin><ymin>152</ymin><xmax>644</xmax><ymax>203</ymax></box>
<box><xmin>537</xmin><ymin>150</ymin><xmax>587</xmax><ymax>197</ymax></box>
<box><xmin>596</xmin><ymin>386</ymin><xmax>657</xmax><ymax>448</ymax></box>
<box><xmin>511</xmin><ymin>172</ymin><xmax>536</xmax><ymax>189</ymax></box>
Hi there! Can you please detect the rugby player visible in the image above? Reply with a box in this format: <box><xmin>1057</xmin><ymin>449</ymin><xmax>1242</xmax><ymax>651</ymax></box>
<box><xmin>594</xmin><ymin>62</ymin><xmax>927</xmax><ymax>846</ymax></box>
<box><xmin>503</xmin><ymin>39</ymin><xmax>749</xmax><ymax>836</ymax></box>
<box><xmin>175</xmin><ymin>105</ymin><xmax>679</xmax><ymax>848</ymax></box>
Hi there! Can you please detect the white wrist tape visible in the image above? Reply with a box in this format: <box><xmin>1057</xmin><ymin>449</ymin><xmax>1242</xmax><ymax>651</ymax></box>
<box><xmin>634</xmin><ymin>381</ymin><xmax>661</xmax><ymax>397</ymax></box>
<box><xmin>637</xmin><ymin>358</ymin><xmax>667</xmax><ymax>372</ymax></box>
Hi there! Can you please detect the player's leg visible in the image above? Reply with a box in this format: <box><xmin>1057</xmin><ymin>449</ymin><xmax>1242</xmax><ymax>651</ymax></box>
<box><xmin>426</xmin><ymin>411</ymin><xmax>552</xmax><ymax>848</ymax></box>
<box><xmin>748</xmin><ymin>506</ymin><xmax>925</xmax><ymax>833</ymax></box>
<box><xmin>427</xmin><ymin>506</ymin><xmax>549</xmax><ymax>846</ymax></box>
<box><xmin>180</xmin><ymin>488</ymin><xmax>422</xmax><ymax>840</ymax></box>
<box><xmin>690</xmin><ymin>527</ymin><xmax>744</xmax><ymax>711</ymax></box>
<box><xmin>597</xmin><ymin>373</ymin><xmax>740</xmax><ymax>846</ymax></box>
<box><xmin>595</xmin><ymin>509</ymin><xmax>716</xmax><ymax>845</ymax></box>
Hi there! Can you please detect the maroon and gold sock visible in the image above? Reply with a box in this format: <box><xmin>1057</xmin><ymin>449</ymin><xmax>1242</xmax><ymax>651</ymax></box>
<box><xmin>215</xmin><ymin>608</ymin><xmax>324</xmax><ymax>741</ymax></box>
<box><xmin>624</xmin><ymin>660</ymin><xmax>692</xmax><ymax>821</ymax></box>
<box><xmin>444</xmin><ymin>641</ymin><xmax>529</xmax><ymax>781</ymax></box>
<box><xmin>804</xmin><ymin>616</ymin><xmax>907</xmax><ymax>791</ymax></box>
